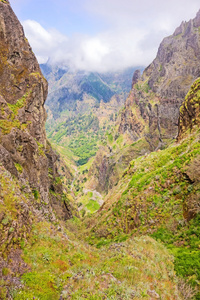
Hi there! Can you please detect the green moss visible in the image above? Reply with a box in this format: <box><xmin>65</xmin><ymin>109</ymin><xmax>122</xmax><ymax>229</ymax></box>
<box><xmin>36</xmin><ymin>141</ymin><xmax>45</xmax><ymax>156</ymax></box>
<box><xmin>54</xmin><ymin>177</ymin><xmax>62</xmax><ymax>185</ymax></box>
<box><xmin>2</xmin><ymin>217</ymin><xmax>10</xmax><ymax>225</ymax></box>
<box><xmin>33</xmin><ymin>189</ymin><xmax>40</xmax><ymax>200</ymax></box>
<box><xmin>106</xmin><ymin>132</ymin><xmax>113</xmax><ymax>143</ymax></box>
<box><xmin>14</xmin><ymin>162</ymin><xmax>23</xmax><ymax>174</ymax></box>
<box><xmin>1</xmin><ymin>106</ymin><xmax>5</xmax><ymax>115</ymax></box>
<box><xmin>0</xmin><ymin>119</ymin><xmax>21</xmax><ymax>134</ymax></box>
<box><xmin>0</xmin><ymin>286</ymin><xmax>7</xmax><ymax>300</ymax></box>
<box><xmin>29</xmin><ymin>72</ymin><xmax>42</xmax><ymax>78</ymax></box>
<box><xmin>7</xmin><ymin>91</ymin><xmax>29</xmax><ymax>115</ymax></box>
<box><xmin>2</xmin><ymin>267</ymin><xmax>10</xmax><ymax>276</ymax></box>
<box><xmin>86</xmin><ymin>200</ymin><xmax>100</xmax><ymax>213</ymax></box>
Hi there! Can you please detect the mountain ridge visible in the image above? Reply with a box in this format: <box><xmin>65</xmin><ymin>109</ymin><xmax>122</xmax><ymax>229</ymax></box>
<box><xmin>0</xmin><ymin>2</ymin><xmax>200</xmax><ymax>299</ymax></box>
<box><xmin>119</xmin><ymin>9</ymin><xmax>200</xmax><ymax>150</ymax></box>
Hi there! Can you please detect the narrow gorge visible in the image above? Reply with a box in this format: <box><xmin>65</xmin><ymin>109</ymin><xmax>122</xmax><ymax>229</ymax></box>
<box><xmin>0</xmin><ymin>1</ymin><xmax>200</xmax><ymax>299</ymax></box>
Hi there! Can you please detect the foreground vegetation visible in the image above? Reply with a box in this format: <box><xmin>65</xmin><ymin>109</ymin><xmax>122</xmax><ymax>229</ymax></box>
<box><xmin>0</xmin><ymin>177</ymin><xmax>182</xmax><ymax>300</ymax></box>
<box><xmin>83</xmin><ymin>128</ymin><xmax>200</xmax><ymax>299</ymax></box>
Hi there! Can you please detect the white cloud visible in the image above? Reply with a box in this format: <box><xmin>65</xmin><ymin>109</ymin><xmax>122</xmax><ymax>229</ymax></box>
<box><xmin>22</xmin><ymin>20</ymin><xmax>158</xmax><ymax>72</ymax></box>
<box><xmin>22</xmin><ymin>0</ymin><xmax>200</xmax><ymax>72</ymax></box>
<box><xmin>22</xmin><ymin>20</ymin><xmax>68</xmax><ymax>64</ymax></box>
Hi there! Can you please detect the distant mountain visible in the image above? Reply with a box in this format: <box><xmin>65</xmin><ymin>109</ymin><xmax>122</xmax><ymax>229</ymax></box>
<box><xmin>85</xmin><ymin>9</ymin><xmax>200</xmax><ymax>194</ymax></box>
<box><xmin>41</xmin><ymin>63</ymin><xmax>143</xmax><ymax>166</ymax></box>
<box><xmin>119</xmin><ymin>9</ymin><xmax>200</xmax><ymax>150</ymax></box>
<box><xmin>2</xmin><ymin>3</ymin><xmax>200</xmax><ymax>299</ymax></box>
<box><xmin>40</xmin><ymin>64</ymin><xmax>142</xmax><ymax>118</ymax></box>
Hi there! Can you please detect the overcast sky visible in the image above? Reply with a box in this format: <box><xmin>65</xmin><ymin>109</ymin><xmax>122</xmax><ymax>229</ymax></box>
<box><xmin>10</xmin><ymin>0</ymin><xmax>200</xmax><ymax>72</ymax></box>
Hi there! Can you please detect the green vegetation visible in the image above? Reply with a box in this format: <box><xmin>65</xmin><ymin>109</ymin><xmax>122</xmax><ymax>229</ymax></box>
<box><xmin>0</xmin><ymin>91</ymin><xmax>31</xmax><ymax>135</ymax></box>
<box><xmin>14</xmin><ymin>223</ymin><xmax>181</xmax><ymax>299</ymax></box>
<box><xmin>152</xmin><ymin>215</ymin><xmax>200</xmax><ymax>299</ymax></box>
<box><xmin>84</xmin><ymin>129</ymin><xmax>200</xmax><ymax>298</ymax></box>
<box><xmin>32</xmin><ymin>189</ymin><xmax>40</xmax><ymax>200</ymax></box>
<box><xmin>0</xmin><ymin>165</ymin><xmax>31</xmax><ymax>254</ymax></box>
<box><xmin>14</xmin><ymin>162</ymin><xmax>23</xmax><ymax>174</ymax></box>
<box><xmin>0</xmin><ymin>162</ymin><xmax>182</xmax><ymax>299</ymax></box>
<box><xmin>36</xmin><ymin>141</ymin><xmax>45</xmax><ymax>156</ymax></box>
<box><xmin>80</xmin><ymin>73</ymin><xmax>114</xmax><ymax>103</ymax></box>
<box><xmin>0</xmin><ymin>119</ymin><xmax>21</xmax><ymax>134</ymax></box>
<box><xmin>48</xmin><ymin>113</ymin><xmax>103</xmax><ymax>165</ymax></box>
<box><xmin>7</xmin><ymin>91</ymin><xmax>29</xmax><ymax>115</ymax></box>
<box><xmin>135</xmin><ymin>80</ymin><xmax>150</xmax><ymax>93</ymax></box>
<box><xmin>86</xmin><ymin>200</ymin><xmax>100</xmax><ymax>213</ymax></box>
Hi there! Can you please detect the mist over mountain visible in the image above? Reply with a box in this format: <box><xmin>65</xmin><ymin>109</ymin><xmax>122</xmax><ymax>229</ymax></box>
<box><xmin>1</xmin><ymin>1</ymin><xmax>200</xmax><ymax>299</ymax></box>
<box><xmin>40</xmin><ymin>63</ymin><xmax>142</xmax><ymax>118</ymax></box>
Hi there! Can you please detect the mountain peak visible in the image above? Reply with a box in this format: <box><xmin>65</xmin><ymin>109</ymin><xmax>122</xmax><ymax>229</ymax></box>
<box><xmin>194</xmin><ymin>8</ymin><xmax>200</xmax><ymax>27</ymax></box>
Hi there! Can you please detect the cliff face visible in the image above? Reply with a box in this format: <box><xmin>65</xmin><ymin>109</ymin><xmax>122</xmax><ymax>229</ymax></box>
<box><xmin>0</xmin><ymin>1</ymin><xmax>72</xmax><ymax>221</ymax></box>
<box><xmin>178</xmin><ymin>77</ymin><xmax>200</xmax><ymax>140</ymax></box>
<box><xmin>119</xmin><ymin>10</ymin><xmax>200</xmax><ymax>150</ymax></box>
<box><xmin>85</xmin><ymin>79</ymin><xmax>200</xmax><ymax>299</ymax></box>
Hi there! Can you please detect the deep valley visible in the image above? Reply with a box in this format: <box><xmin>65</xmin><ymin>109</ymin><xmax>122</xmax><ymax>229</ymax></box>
<box><xmin>0</xmin><ymin>1</ymin><xmax>200</xmax><ymax>299</ymax></box>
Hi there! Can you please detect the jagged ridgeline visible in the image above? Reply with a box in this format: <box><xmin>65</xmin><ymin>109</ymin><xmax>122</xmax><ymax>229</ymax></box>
<box><xmin>118</xmin><ymin>10</ymin><xmax>200</xmax><ymax>150</ymax></box>
<box><xmin>0</xmin><ymin>0</ymin><xmax>74</xmax><ymax>221</ymax></box>
<box><xmin>84</xmin><ymin>9</ymin><xmax>200</xmax><ymax>197</ymax></box>
<box><xmin>73</xmin><ymin>12</ymin><xmax>200</xmax><ymax>203</ymax></box>
<box><xmin>0</xmin><ymin>1</ymin><xmax>200</xmax><ymax>299</ymax></box>
<box><xmin>85</xmin><ymin>79</ymin><xmax>200</xmax><ymax>299</ymax></box>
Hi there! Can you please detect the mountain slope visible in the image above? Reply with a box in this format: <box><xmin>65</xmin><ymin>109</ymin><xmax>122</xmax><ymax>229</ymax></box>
<box><xmin>119</xmin><ymin>10</ymin><xmax>200</xmax><ymax>150</ymax></box>
<box><xmin>85</xmin><ymin>77</ymin><xmax>200</xmax><ymax>298</ymax></box>
<box><xmin>84</xmin><ymin>10</ymin><xmax>200</xmax><ymax>197</ymax></box>
<box><xmin>0</xmin><ymin>1</ymin><xmax>73</xmax><ymax>224</ymax></box>
<box><xmin>41</xmin><ymin>64</ymin><xmax>141</xmax><ymax>167</ymax></box>
<box><xmin>0</xmin><ymin>2</ymin><xmax>182</xmax><ymax>299</ymax></box>
<box><xmin>0</xmin><ymin>2</ymin><xmax>199</xmax><ymax>299</ymax></box>
<box><xmin>41</xmin><ymin>64</ymin><xmax>139</xmax><ymax>119</ymax></box>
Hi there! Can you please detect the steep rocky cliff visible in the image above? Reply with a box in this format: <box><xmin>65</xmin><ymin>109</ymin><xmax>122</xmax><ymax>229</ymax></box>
<box><xmin>119</xmin><ymin>10</ymin><xmax>200</xmax><ymax>150</ymax></box>
<box><xmin>178</xmin><ymin>77</ymin><xmax>200</xmax><ymax>140</ymax></box>
<box><xmin>0</xmin><ymin>0</ymin><xmax>72</xmax><ymax>221</ymax></box>
<box><xmin>82</xmin><ymin>11</ymin><xmax>200</xmax><ymax>195</ymax></box>
<box><xmin>86</xmin><ymin>77</ymin><xmax>200</xmax><ymax>298</ymax></box>
<box><xmin>0</xmin><ymin>2</ymin><xmax>197</xmax><ymax>299</ymax></box>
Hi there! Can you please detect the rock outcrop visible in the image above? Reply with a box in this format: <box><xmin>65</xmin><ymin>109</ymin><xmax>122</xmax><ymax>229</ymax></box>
<box><xmin>0</xmin><ymin>0</ymin><xmax>72</xmax><ymax>221</ymax></box>
<box><xmin>178</xmin><ymin>77</ymin><xmax>200</xmax><ymax>140</ymax></box>
<box><xmin>119</xmin><ymin>10</ymin><xmax>200</xmax><ymax>150</ymax></box>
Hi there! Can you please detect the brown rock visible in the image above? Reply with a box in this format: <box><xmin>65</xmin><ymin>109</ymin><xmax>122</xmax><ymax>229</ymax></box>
<box><xmin>0</xmin><ymin>1</ymin><xmax>72</xmax><ymax>220</ymax></box>
<box><xmin>119</xmin><ymin>10</ymin><xmax>200</xmax><ymax>150</ymax></box>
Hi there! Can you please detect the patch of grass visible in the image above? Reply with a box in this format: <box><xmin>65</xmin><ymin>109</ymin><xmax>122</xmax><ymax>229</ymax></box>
<box><xmin>33</xmin><ymin>189</ymin><xmax>40</xmax><ymax>200</ymax></box>
<box><xmin>15</xmin><ymin>224</ymin><xmax>181</xmax><ymax>300</ymax></box>
<box><xmin>0</xmin><ymin>119</ymin><xmax>21</xmax><ymax>134</ymax></box>
<box><xmin>36</xmin><ymin>141</ymin><xmax>45</xmax><ymax>156</ymax></box>
<box><xmin>86</xmin><ymin>200</ymin><xmax>100</xmax><ymax>213</ymax></box>
<box><xmin>152</xmin><ymin>215</ymin><xmax>200</xmax><ymax>298</ymax></box>
<box><xmin>14</xmin><ymin>163</ymin><xmax>23</xmax><ymax>174</ymax></box>
<box><xmin>7</xmin><ymin>91</ymin><xmax>29</xmax><ymax>115</ymax></box>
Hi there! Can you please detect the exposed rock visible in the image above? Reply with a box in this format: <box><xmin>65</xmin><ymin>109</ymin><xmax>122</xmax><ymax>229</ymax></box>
<box><xmin>132</xmin><ymin>69</ymin><xmax>141</xmax><ymax>88</ymax></box>
<box><xmin>119</xmin><ymin>9</ymin><xmax>200</xmax><ymax>150</ymax></box>
<box><xmin>118</xmin><ymin>90</ymin><xmax>145</xmax><ymax>142</ymax></box>
<box><xmin>87</xmin><ymin>138</ymin><xmax>150</xmax><ymax>193</ymax></box>
<box><xmin>147</xmin><ymin>289</ymin><xmax>160</xmax><ymax>299</ymax></box>
<box><xmin>178</xmin><ymin>77</ymin><xmax>200</xmax><ymax>140</ymax></box>
<box><xmin>0</xmin><ymin>1</ymin><xmax>72</xmax><ymax>220</ymax></box>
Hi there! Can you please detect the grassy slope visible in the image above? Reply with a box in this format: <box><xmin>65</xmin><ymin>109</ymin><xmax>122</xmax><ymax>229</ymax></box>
<box><xmin>83</xmin><ymin>128</ymin><xmax>200</xmax><ymax>298</ymax></box>
<box><xmin>0</xmin><ymin>164</ymin><xmax>182</xmax><ymax>300</ymax></box>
